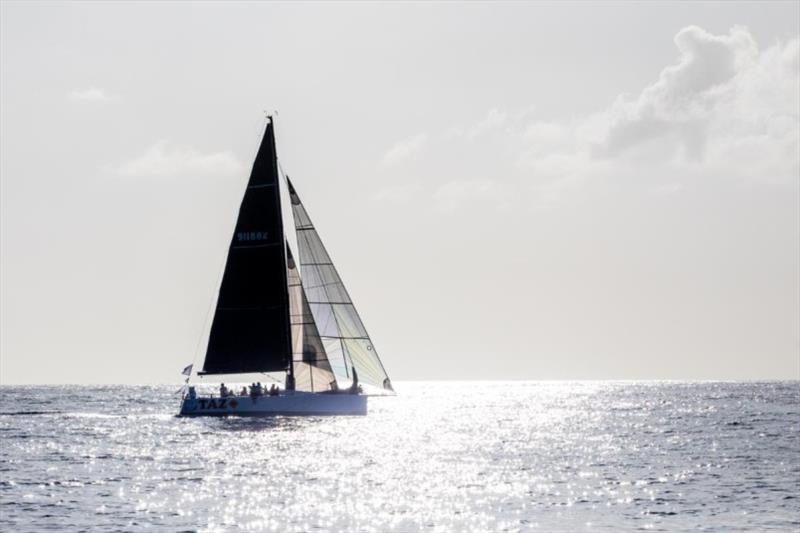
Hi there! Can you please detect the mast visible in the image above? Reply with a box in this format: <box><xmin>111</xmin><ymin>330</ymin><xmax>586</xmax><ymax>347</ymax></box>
<box><xmin>269</xmin><ymin>116</ymin><xmax>295</xmax><ymax>390</ymax></box>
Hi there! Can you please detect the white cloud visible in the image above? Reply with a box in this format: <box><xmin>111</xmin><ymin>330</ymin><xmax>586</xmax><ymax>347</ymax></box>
<box><xmin>597</xmin><ymin>26</ymin><xmax>766</xmax><ymax>157</ymax></box>
<box><xmin>520</xmin><ymin>25</ymin><xmax>799</xmax><ymax>191</ymax></box>
<box><xmin>69</xmin><ymin>87</ymin><xmax>115</xmax><ymax>102</ymax></box>
<box><xmin>375</xmin><ymin>26</ymin><xmax>798</xmax><ymax>211</ymax></box>
<box><xmin>116</xmin><ymin>140</ymin><xmax>244</xmax><ymax>178</ymax></box>
<box><xmin>381</xmin><ymin>133</ymin><xmax>429</xmax><ymax>167</ymax></box>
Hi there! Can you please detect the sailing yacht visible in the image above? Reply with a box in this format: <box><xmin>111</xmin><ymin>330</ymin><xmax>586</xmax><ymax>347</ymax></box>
<box><xmin>179</xmin><ymin>117</ymin><xmax>393</xmax><ymax>416</ymax></box>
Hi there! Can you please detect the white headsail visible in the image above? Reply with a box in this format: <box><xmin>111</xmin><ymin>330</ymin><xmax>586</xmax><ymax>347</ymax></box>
<box><xmin>287</xmin><ymin>178</ymin><xmax>394</xmax><ymax>393</ymax></box>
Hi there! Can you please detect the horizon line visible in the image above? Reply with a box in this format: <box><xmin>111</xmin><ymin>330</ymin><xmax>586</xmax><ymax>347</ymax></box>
<box><xmin>1</xmin><ymin>378</ymin><xmax>798</xmax><ymax>386</ymax></box>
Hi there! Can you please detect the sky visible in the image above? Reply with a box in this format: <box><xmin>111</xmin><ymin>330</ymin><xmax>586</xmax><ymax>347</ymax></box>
<box><xmin>1</xmin><ymin>2</ymin><xmax>798</xmax><ymax>384</ymax></box>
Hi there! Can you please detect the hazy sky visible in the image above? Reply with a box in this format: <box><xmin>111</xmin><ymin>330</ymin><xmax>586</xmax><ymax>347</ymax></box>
<box><xmin>1</xmin><ymin>2</ymin><xmax>798</xmax><ymax>384</ymax></box>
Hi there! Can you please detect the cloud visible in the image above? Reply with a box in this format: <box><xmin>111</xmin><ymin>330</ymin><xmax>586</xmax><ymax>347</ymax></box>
<box><xmin>597</xmin><ymin>25</ymin><xmax>760</xmax><ymax>158</ymax></box>
<box><xmin>375</xmin><ymin>26</ymin><xmax>799</xmax><ymax>211</ymax></box>
<box><xmin>381</xmin><ymin>133</ymin><xmax>429</xmax><ymax>167</ymax></box>
<box><xmin>521</xmin><ymin>25</ymin><xmax>799</xmax><ymax>188</ymax></box>
<box><xmin>115</xmin><ymin>141</ymin><xmax>244</xmax><ymax>178</ymax></box>
<box><xmin>69</xmin><ymin>87</ymin><xmax>115</xmax><ymax>102</ymax></box>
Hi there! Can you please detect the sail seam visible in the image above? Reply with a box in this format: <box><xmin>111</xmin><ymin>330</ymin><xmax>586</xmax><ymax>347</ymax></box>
<box><xmin>231</xmin><ymin>243</ymin><xmax>282</xmax><ymax>249</ymax></box>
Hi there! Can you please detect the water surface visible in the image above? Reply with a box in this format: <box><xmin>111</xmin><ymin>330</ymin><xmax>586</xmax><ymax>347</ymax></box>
<box><xmin>1</xmin><ymin>382</ymin><xmax>798</xmax><ymax>531</ymax></box>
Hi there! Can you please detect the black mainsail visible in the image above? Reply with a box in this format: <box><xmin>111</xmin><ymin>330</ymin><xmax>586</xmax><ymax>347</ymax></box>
<box><xmin>201</xmin><ymin>118</ymin><xmax>292</xmax><ymax>375</ymax></box>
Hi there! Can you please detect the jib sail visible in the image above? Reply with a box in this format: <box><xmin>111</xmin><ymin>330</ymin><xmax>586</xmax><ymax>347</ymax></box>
<box><xmin>287</xmin><ymin>178</ymin><xmax>393</xmax><ymax>391</ymax></box>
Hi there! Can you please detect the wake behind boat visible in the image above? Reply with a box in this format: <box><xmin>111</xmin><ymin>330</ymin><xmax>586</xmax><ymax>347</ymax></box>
<box><xmin>178</xmin><ymin>117</ymin><xmax>393</xmax><ymax>417</ymax></box>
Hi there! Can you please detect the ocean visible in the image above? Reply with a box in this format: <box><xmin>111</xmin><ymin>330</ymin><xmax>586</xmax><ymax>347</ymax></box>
<box><xmin>0</xmin><ymin>382</ymin><xmax>798</xmax><ymax>532</ymax></box>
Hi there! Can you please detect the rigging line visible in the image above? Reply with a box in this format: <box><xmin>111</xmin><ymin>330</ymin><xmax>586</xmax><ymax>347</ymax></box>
<box><xmin>188</xmin><ymin>242</ymin><xmax>230</xmax><ymax>383</ymax></box>
<box><xmin>260</xmin><ymin>374</ymin><xmax>283</xmax><ymax>384</ymax></box>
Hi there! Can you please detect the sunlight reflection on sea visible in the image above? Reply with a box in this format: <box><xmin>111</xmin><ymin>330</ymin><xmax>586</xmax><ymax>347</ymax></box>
<box><xmin>1</xmin><ymin>382</ymin><xmax>798</xmax><ymax>531</ymax></box>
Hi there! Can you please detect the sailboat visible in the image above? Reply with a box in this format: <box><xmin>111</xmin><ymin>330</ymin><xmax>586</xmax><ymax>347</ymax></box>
<box><xmin>178</xmin><ymin>117</ymin><xmax>393</xmax><ymax>417</ymax></box>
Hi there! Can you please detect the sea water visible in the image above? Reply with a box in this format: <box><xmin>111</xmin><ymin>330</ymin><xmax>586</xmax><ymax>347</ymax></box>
<box><xmin>0</xmin><ymin>382</ymin><xmax>798</xmax><ymax>532</ymax></box>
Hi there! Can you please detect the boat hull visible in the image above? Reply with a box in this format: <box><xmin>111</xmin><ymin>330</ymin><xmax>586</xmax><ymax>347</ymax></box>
<box><xmin>178</xmin><ymin>391</ymin><xmax>367</xmax><ymax>417</ymax></box>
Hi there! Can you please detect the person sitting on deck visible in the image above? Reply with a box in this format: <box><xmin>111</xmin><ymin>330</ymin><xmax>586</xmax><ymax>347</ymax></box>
<box><xmin>239</xmin><ymin>386</ymin><xmax>247</xmax><ymax>396</ymax></box>
<box><xmin>219</xmin><ymin>383</ymin><xmax>229</xmax><ymax>397</ymax></box>
<box><xmin>269</xmin><ymin>384</ymin><xmax>279</xmax><ymax>396</ymax></box>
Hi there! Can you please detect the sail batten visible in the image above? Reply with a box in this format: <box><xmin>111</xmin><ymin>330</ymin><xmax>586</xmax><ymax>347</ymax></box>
<box><xmin>201</xmin><ymin>119</ymin><xmax>292</xmax><ymax>375</ymax></box>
